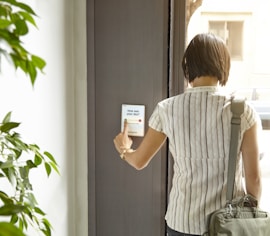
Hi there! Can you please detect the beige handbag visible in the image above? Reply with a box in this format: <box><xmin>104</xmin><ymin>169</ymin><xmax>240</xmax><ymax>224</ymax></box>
<box><xmin>206</xmin><ymin>98</ymin><xmax>270</xmax><ymax>236</ymax></box>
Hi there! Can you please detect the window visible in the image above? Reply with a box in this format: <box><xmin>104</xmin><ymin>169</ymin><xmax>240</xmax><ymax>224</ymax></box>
<box><xmin>188</xmin><ymin>0</ymin><xmax>270</xmax><ymax>212</ymax></box>
<box><xmin>209</xmin><ymin>21</ymin><xmax>243</xmax><ymax>60</ymax></box>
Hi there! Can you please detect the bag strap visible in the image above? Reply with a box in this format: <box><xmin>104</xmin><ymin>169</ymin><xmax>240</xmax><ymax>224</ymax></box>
<box><xmin>226</xmin><ymin>97</ymin><xmax>245</xmax><ymax>202</ymax></box>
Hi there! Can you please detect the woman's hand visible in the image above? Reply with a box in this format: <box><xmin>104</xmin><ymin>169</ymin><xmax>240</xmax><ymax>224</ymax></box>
<box><xmin>113</xmin><ymin>120</ymin><xmax>133</xmax><ymax>154</ymax></box>
<box><xmin>114</xmin><ymin>121</ymin><xmax>166</xmax><ymax>170</ymax></box>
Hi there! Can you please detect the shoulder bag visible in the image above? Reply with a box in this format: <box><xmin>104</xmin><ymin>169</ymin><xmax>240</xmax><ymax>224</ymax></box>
<box><xmin>206</xmin><ymin>97</ymin><xmax>270</xmax><ymax>236</ymax></box>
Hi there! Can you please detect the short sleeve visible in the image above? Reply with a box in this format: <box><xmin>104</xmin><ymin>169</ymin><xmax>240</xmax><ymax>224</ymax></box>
<box><xmin>241</xmin><ymin>102</ymin><xmax>264</xmax><ymax>155</ymax></box>
<box><xmin>241</xmin><ymin>102</ymin><xmax>261</xmax><ymax>131</ymax></box>
<box><xmin>149</xmin><ymin>104</ymin><xmax>163</xmax><ymax>132</ymax></box>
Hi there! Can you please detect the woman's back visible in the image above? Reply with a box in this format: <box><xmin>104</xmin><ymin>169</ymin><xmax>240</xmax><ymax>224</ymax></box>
<box><xmin>149</xmin><ymin>86</ymin><xmax>258</xmax><ymax>234</ymax></box>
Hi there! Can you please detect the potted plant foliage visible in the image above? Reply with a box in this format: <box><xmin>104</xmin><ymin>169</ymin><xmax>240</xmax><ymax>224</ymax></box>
<box><xmin>0</xmin><ymin>0</ymin><xmax>59</xmax><ymax>235</ymax></box>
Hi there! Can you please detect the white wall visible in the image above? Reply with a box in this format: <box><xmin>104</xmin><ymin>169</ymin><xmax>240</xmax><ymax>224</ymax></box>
<box><xmin>0</xmin><ymin>0</ymin><xmax>88</xmax><ymax>235</ymax></box>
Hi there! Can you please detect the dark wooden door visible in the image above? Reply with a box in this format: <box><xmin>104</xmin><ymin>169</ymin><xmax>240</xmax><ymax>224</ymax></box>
<box><xmin>87</xmin><ymin>0</ymin><xmax>170</xmax><ymax>235</ymax></box>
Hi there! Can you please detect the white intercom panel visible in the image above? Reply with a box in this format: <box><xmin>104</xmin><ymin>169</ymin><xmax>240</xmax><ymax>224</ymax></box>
<box><xmin>121</xmin><ymin>104</ymin><xmax>145</xmax><ymax>137</ymax></box>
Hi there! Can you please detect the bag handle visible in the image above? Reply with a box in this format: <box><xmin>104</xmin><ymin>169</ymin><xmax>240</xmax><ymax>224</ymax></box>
<box><xmin>226</xmin><ymin>97</ymin><xmax>245</xmax><ymax>202</ymax></box>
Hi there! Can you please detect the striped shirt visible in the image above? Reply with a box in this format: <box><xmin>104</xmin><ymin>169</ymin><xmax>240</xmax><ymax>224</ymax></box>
<box><xmin>149</xmin><ymin>86</ymin><xmax>259</xmax><ymax>235</ymax></box>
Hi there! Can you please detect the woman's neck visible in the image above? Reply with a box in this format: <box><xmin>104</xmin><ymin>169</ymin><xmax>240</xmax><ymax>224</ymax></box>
<box><xmin>190</xmin><ymin>76</ymin><xmax>218</xmax><ymax>87</ymax></box>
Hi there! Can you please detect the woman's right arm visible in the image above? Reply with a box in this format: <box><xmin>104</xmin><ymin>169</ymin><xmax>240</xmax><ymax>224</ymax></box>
<box><xmin>113</xmin><ymin>121</ymin><xmax>167</xmax><ymax>170</ymax></box>
<box><xmin>241</xmin><ymin>122</ymin><xmax>262</xmax><ymax>202</ymax></box>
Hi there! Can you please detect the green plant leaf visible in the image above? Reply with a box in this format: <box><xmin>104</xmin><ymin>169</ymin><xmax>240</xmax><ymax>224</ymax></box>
<box><xmin>10</xmin><ymin>213</ymin><xmax>19</xmax><ymax>224</ymax></box>
<box><xmin>18</xmin><ymin>218</ymin><xmax>23</xmax><ymax>230</ymax></box>
<box><xmin>49</xmin><ymin>162</ymin><xmax>60</xmax><ymax>175</ymax></box>
<box><xmin>44</xmin><ymin>162</ymin><xmax>51</xmax><ymax>177</ymax></box>
<box><xmin>23</xmin><ymin>195</ymin><xmax>36</xmax><ymax>209</ymax></box>
<box><xmin>0</xmin><ymin>122</ymin><xmax>20</xmax><ymax>133</ymax></box>
<box><xmin>26</xmin><ymin>160</ymin><xmax>37</xmax><ymax>169</ymax></box>
<box><xmin>0</xmin><ymin>204</ymin><xmax>25</xmax><ymax>216</ymax></box>
<box><xmin>42</xmin><ymin>218</ymin><xmax>52</xmax><ymax>236</ymax></box>
<box><xmin>8</xmin><ymin>168</ymin><xmax>16</xmax><ymax>186</ymax></box>
<box><xmin>18</xmin><ymin>11</ymin><xmax>37</xmax><ymax>27</ymax></box>
<box><xmin>0</xmin><ymin>29</ymin><xmax>19</xmax><ymax>45</ymax></box>
<box><xmin>0</xmin><ymin>48</ymin><xmax>10</xmax><ymax>62</ymax></box>
<box><xmin>0</xmin><ymin>222</ymin><xmax>26</xmax><ymax>236</ymax></box>
<box><xmin>26</xmin><ymin>60</ymin><xmax>37</xmax><ymax>85</ymax></box>
<box><xmin>29</xmin><ymin>143</ymin><xmax>40</xmax><ymax>152</ymax></box>
<box><xmin>34</xmin><ymin>154</ymin><xmax>43</xmax><ymax>166</ymax></box>
<box><xmin>14</xmin><ymin>19</ymin><xmax>28</xmax><ymax>36</ymax></box>
<box><xmin>2</xmin><ymin>112</ymin><xmax>12</xmax><ymax>124</ymax></box>
<box><xmin>0</xmin><ymin>0</ymin><xmax>45</xmax><ymax>87</ymax></box>
<box><xmin>19</xmin><ymin>215</ymin><xmax>28</xmax><ymax>231</ymax></box>
<box><xmin>1</xmin><ymin>0</ymin><xmax>36</xmax><ymax>15</ymax></box>
<box><xmin>0</xmin><ymin>3</ymin><xmax>12</xmax><ymax>18</ymax></box>
<box><xmin>32</xmin><ymin>55</ymin><xmax>46</xmax><ymax>70</ymax></box>
<box><xmin>10</xmin><ymin>53</ymin><xmax>27</xmax><ymax>71</ymax></box>
<box><xmin>0</xmin><ymin>191</ymin><xmax>13</xmax><ymax>204</ymax></box>
<box><xmin>6</xmin><ymin>135</ymin><xmax>28</xmax><ymax>151</ymax></box>
<box><xmin>19</xmin><ymin>166</ymin><xmax>29</xmax><ymax>179</ymax></box>
<box><xmin>0</xmin><ymin>160</ymin><xmax>14</xmax><ymax>169</ymax></box>
<box><xmin>13</xmin><ymin>149</ymin><xmax>22</xmax><ymax>159</ymax></box>
<box><xmin>0</xmin><ymin>168</ymin><xmax>9</xmax><ymax>180</ymax></box>
<box><xmin>44</xmin><ymin>151</ymin><xmax>57</xmax><ymax>165</ymax></box>
<box><xmin>0</xmin><ymin>19</ymin><xmax>11</xmax><ymax>28</ymax></box>
<box><xmin>34</xmin><ymin>206</ymin><xmax>45</xmax><ymax>216</ymax></box>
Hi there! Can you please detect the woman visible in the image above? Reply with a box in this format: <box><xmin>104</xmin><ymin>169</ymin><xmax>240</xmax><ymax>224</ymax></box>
<box><xmin>113</xmin><ymin>33</ymin><xmax>262</xmax><ymax>236</ymax></box>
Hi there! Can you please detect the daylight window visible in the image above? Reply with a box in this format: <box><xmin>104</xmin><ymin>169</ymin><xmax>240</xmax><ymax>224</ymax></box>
<box><xmin>209</xmin><ymin>21</ymin><xmax>243</xmax><ymax>60</ymax></box>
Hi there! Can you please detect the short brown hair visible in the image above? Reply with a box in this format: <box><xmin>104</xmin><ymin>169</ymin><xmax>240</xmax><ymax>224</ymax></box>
<box><xmin>182</xmin><ymin>33</ymin><xmax>231</xmax><ymax>86</ymax></box>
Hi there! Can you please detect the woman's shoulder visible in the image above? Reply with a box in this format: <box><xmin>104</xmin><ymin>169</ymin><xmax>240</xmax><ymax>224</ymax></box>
<box><xmin>157</xmin><ymin>94</ymin><xmax>184</xmax><ymax>108</ymax></box>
